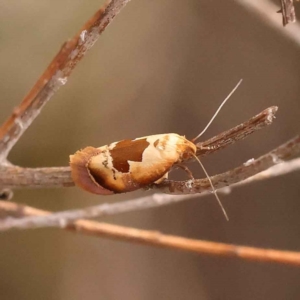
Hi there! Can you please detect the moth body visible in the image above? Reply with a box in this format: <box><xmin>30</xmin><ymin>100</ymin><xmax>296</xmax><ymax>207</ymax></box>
<box><xmin>70</xmin><ymin>134</ymin><xmax>196</xmax><ymax>194</ymax></box>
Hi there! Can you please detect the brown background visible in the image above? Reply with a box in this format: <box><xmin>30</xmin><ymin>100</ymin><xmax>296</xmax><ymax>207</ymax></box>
<box><xmin>1</xmin><ymin>0</ymin><xmax>300</xmax><ymax>299</ymax></box>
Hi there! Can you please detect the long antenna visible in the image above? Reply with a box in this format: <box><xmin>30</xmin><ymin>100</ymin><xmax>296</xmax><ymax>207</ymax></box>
<box><xmin>193</xmin><ymin>154</ymin><xmax>229</xmax><ymax>221</ymax></box>
<box><xmin>192</xmin><ymin>79</ymin><xmax>243</xmax><ymax>143</ymax></box>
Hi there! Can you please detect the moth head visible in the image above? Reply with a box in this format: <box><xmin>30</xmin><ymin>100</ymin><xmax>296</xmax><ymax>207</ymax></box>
<box><xmin>176</xmin><ymin>136</ymin><xmax>197</xmax><ymax>162</ymax></box>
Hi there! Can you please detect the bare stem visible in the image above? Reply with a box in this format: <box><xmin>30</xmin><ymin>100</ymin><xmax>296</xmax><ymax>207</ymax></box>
<box><xmin>0</xmin><ymin>0</ymin><xmax>132</xmax><ymax>162</ymax></box>
<box><xmin>0</xmin><ymin>201</ymin><xmax>300</xmax><ymax>267</ymax></box>
<box><xmin>195</xmin><ymin>106</ymin><xmax>277</xmax><ymax>158</ymax></box>
<box><xmin>235</xmin><ymin>0</ymin><xmax>300</xmax><ymax>46</ymax></box>
<box><xmin>280</xmin><ymin>0</ymin><xmax>296</xmax><ymax>26</ymax></box>
<box><xmin>0</xmin><ymin>166</ymin><xmax>73</xmax><ymax>189</ymax></box>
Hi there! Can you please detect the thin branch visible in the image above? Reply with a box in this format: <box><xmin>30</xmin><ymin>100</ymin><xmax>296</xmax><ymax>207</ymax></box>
<box><xmin>0</xmin><ymin>106</ymin><xmax>277</xmax><ymax>189</ymax></box>
<box><xmin>244</xmin><ymin>156</ymin><xmax>300</xmax><ymax>181</ymax></box>
<box><xmin>280</xmin><ymin>0</ymin><xmax>296</xmax><ymax>26</ymax></box>
<box><xmin>0</xmin><ymin>0</ymin><xmax>132</xmax><ymax>162</ymax></box>
<box><xmin>0</xmin><ymin>201</ymin><xmax>300</xmax><ymax>267</ymax></box>
<box><xmin>0</xmin><ymin>166</ymin><xmax>73</xmax><ymax>189</ymax></box>
<box><xmin>195</xmin><ymin>106</ymin><xmax>277</xmax><ymax>157</ymax></box>
<box><xmin>235</xmin><ymin>0</ymin><xmax>300</xmax><ymax>46</ymax></box>
<box><xmin>1</xmin><ymin>135</ymin><xmax>300</xmax><ymax>231</ymax></box>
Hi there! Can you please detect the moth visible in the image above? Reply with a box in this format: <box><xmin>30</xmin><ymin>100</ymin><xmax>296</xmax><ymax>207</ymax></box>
<box><xmin>70</xmin><ymin>80</ymin><xmax>242</xmax><ymax>220</ymax></box>
<box><xmin>70</xmin><ymin>133</ymin><xmax>196</xmax><ymax>195</ymax></box>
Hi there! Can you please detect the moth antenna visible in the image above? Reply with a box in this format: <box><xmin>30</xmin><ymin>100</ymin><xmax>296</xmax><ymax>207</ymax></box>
<box><xmin>192</xmin><ymin>154</ymin><xmax>229</xmax><ymax>221</ymax></box>
<box><xmin>192</xmin><ymin>79</ymin><xmax>243</xmax><ymax>143</ymax></box>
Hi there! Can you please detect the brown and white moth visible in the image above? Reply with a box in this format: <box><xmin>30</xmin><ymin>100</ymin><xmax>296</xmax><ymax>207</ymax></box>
<box><xmin>70</xmin><ymin>80</ymin><xmax>242</xmax><ymax>220</ymax></box>
<box><xmin>70</xmin><ymin>134</ymin><xmax>196</xmax><ymax>195</ymax></box>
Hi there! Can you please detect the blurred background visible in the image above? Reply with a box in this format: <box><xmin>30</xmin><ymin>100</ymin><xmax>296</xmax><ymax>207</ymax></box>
<box><xmin>1</xmin><ymin>0</ymin><xmax>300</xmax><ymax>299</ymax></box>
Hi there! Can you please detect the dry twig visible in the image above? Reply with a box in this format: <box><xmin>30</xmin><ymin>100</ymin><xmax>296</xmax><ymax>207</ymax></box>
<box><xmin>195</xmin><ymin>106</ymin><xmax>277</xmax><ymax>157</ymax></box>
<box><xmin>280</xmin><ymin>0</ymin><xmax>296</xmax><ymax>26</ymax></box>
<box><xmin>0</xmin><ymin>201</ymin><xmax>300</xmax><ymax>267</ymax></box>
<box><xmin>235</xmin><ymin>0</ymin><xmax>300</xmax><ymax>45</ymax></box>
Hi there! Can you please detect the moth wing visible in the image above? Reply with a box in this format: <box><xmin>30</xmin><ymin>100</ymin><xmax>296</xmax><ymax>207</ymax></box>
<box><xmin>70</xmin><ymin>147</ymin><xmax>114</xmax><ymax>195</ymax></box>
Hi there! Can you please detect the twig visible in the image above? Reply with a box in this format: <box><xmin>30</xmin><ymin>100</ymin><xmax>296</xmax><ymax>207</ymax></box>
<box><xmin>0</xmin><ymin>106</ymin><xmax>277</xmax><ymax>189</ymax></box>
<box><xmin>195</xmin><ymin>106</ymin><xmax>277</xmax><ymax>157</ymax></box>
<box><xmin>0</xmin><ymin>166</ymin><xmax>73</xmax><ymax>189</ymax></box>
<box><xmin>1</xmin><ymin>135</ymin><xmax>300</xmax><ymax>230</ymax></box>
<box><xmin>280</xmin><ymin>0</ymin><xmax>296</xmax><ymax>26</ymax></box>
<box><xmin>245</xmin><ymin>156</ymin><xmax>300</xmax><ymax>181</ymax></box>
<box><xmin>235</xmin><ymin>0</ymin><xmax>300</xmax><ymax>45</ymax></box>
<box><xmin>0</xmin><ymin>201</ymin><xmax>300</xmax><ymax>267</ymax></box>
<box><xmin>0</xmin><ymin>0</ymin><xmax>132</xmax><ymax>162</ymax></box>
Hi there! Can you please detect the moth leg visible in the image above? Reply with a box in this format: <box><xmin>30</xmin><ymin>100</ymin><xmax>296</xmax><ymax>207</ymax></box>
<box><xmin>175</xmin><ymin>164</ymin><xmax>194</xmax><ymax>180</ymax></box>
<box><xmin>154</xmin><ymin>172</ymin><xmax>169</xmax><ymax>184</ymax></box>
